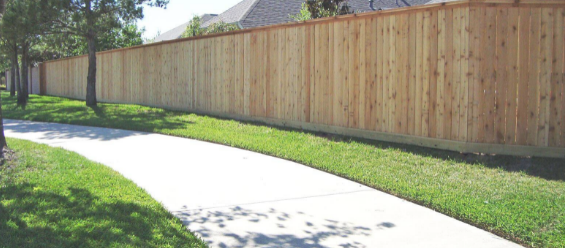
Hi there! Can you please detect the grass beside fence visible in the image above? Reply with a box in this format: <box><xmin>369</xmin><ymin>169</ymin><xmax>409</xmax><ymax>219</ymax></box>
<box><xmin>0</xmin><ymin>138</ymin><xmax>207</xmax><ymax>248</ymax></box>
<box><xmin>2</xmin><ymin>92</ymin><xmax>565</xmax><ymax>247</ymax></box>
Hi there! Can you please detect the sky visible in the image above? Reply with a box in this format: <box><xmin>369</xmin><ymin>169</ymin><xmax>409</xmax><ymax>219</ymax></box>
<box><xmin>137</xmin><ymin>0</ymin><xmax>243</xmax><ymax>40</ymax></box>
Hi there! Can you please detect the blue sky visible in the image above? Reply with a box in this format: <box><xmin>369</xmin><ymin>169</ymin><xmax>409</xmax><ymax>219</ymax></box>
<box><xmin>137</xmin><ymin>0</ymin><xmax>242</xmax><ymax>39</ymax></box>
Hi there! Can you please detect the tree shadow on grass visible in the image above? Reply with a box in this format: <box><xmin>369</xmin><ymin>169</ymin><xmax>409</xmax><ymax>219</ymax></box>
<box><xmin>0</xmin><ymin>183</ymin><xmax>204</xmax><ymax>248</ymax></box>
<box><xmin>4</xmin><ymin>104</ymin><xmax>193</xmax><ymax>137</ymax></box>
<box><xmin>1</xmin><ymin>93</ymin><xmax>193</xmax><ymax>134</ymax></box>
<box><xmin>89</xmin><ymin>105</ymin><xmax>107</xmax><ymax>118</ymax></box>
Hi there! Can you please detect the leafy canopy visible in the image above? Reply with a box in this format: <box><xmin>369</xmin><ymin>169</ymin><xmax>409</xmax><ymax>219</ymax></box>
<box><xmin>0</xmin><ymin>0</ymin><xmax>45</xmax><ymax>45</ymax></box>
<box><xmin>291</xmin><ymin>0</ymin><xmax>353</xmax><ymax>21</ymax></box>
<box><xmin>45</xmin><ymin>0</ymin><xmax>168</xmax><ymax>38</ymax></box>
<box><xmin>35</xmin><ymin>21</ymin><xmax>144</xmax><ymax>61</ymax></box>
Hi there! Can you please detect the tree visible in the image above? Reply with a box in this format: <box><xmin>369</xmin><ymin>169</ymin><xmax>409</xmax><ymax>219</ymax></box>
<box><xmin>1</xmin><ymin>1</ymin><xmax>145</xmax><ymax>107</ymax></box>
<box><xmin>26</xmin><ymin>22</ymin><xmax>144</xmax><ymax>62</ymax></box>
<box><xmin>181</xmin><ymin>16</ymin><xmax>205</xmax><ymax>38</ymax></box>
<box><xmin>289</xmin><ymin>3</ymin><xmax>312</xmax><ymax>21</ymax></box>
<box><xmin>0</xmin><ymin>39</ymin><xmax>16</xmax><ymax>96</ymax></box>
<box><xmin>1</xmin><ymin>0</ymin><xmax>44</xmax><ymax>106</ymax></box>
<box><xmin>291</xmin><ymin>0</ymin><xmax>352</xmax><ymax>21</ymax></box>
<box><xmin>181</xmin><ymin>16</ymin><xmax>239</xmax><ymax>38</ymax></box>
<box><xmin>206</xmin><ymin>21</ymin><xmax>239</xmax><ymax>35</ymax></box>
<box><xmin>8</xmin><ymin>53</ymin><xmax>13</xmax><ymax>96</ymax></box>
<box><xmin>45</xmin><ymin>0</ymin><xmax>168</xmax><ymax>107</ymax></box>
<box><xmin>0</xmin><ymin>0</ymin><xmax>9</xmax><ymax>154</ymax></box>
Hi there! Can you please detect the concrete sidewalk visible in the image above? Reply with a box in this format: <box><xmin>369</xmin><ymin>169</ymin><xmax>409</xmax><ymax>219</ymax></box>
<box><xmin>4</xmin><ymin>119</ymin><xmax>522</xmax><ymax>248</ymax></box>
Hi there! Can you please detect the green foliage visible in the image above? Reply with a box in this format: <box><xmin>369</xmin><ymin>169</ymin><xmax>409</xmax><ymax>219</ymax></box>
<box><xmin>0</xmin><ymin>49</ymin><xmax>11</xmax><ymax>71</ymax></box>
<box><xmin>0</xmin><ymin>0</ymin><xmax>43</xmax><ymax>45</ymax></box>
<box><xmin>93</xmin><ymin>22</ymin><xmax>145</xmax><ymax>51</ymax></box>
<box><xmin>181</xmin><ymin>15</ymin><xmax>239</xmax><ymax>38</ymax></box>
<box><xmin>0</xmin><ymin>0</ymin><xmax>44</xmax><ymax>67</ymax></box>
<box><xmin>289</xmin><ymin>3</ymin><xmax>313</xmax><ymax>21</ymax></box>
<box><xmin>0</xmin><ymin>138</ymin><xmax>207</xmax><ymax>247</ymax></box>
<box><xmin>43</xmin><ymin>0</ymin><xmax>168</xmax><ymax>39</ymax></box>
<box><xmin>0</xmin><ymin>0</ymin><xmax>148</xmax><ymax>64</ymax></box>
<box><xmin>205</xmin><ymin>21</ymin><xmax>239</xmax><ymax>35</ymax></box>
<box><xmin>3</xmin><ymin>92</ymin><xmax>565</xmax><ymax>247</ymax></box>
<box><xmin>26</xmin><ymin>22</ymin><xmax>144</xmax><ymax>62</ymax></box>
<box><xmin>181</xmin><ymin>16</ymin><xmax>205</xmax><ymax>38</ymax></box>
<box><xmin>40</xmin><ymin>0</ymin><xmax>170</xmax><ymax>106</ymax></box>
<box><xmin>291</xmin><ymin>0</ymin><xmax>352</xmax><ymax>21</ymax></box>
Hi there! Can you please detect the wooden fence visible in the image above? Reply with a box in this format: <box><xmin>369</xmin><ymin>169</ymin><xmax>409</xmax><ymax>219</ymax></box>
<box><xmin>5</xmin><ymin>66</ymin><xmax>40</xmax><ymax>94</ymax></box>
<box><xmin>40</xmin><ymin>0</ymin><xmax>565</xmax><ymax>158</ymax></box>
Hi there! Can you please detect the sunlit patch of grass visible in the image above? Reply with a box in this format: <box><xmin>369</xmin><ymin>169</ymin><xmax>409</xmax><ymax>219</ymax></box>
<box><xmin>2</xmin><ymin>92</ymin><xmax>565</xmax><ymax>247</ymax></box>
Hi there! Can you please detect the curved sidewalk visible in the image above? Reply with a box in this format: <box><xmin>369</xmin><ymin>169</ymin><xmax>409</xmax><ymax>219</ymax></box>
<box><xmin>4</xmin><ymin>119</ymin><xmax>521</xmax><ymax>248</ymax></box>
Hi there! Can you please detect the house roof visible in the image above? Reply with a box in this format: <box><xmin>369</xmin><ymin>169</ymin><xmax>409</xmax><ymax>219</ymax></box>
<box><xmin>237</xmin><ymin>0</ymin><xmax>304</xmax><ymax>29</ymax></box>
<box><xmin>154</xmin><ymin>0</ymin><xmax>454</xmax><ymax>42</ymax></box>
<box><xmin>202</xmin><ymin>0</ymin><xmax>258</xmax><ymax>28</ymax></box>
<box><xmin>153</xmin><ymin>14</ymin><xmax>218</xmax><ymax>42</ymax></box>
<box><xmin>206</xmin><ymin>0</ymin><xmax>453</xmax><ymax>29</ymax></box>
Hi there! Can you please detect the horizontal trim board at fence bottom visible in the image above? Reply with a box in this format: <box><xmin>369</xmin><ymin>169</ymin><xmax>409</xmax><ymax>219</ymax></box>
<box><xmin>64</xmin><ymin>96</ymin><xmax>565</xmax><ymax>159</ymax></box>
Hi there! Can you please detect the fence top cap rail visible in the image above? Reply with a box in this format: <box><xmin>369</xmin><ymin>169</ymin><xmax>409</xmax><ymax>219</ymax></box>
<box><xmin>41</xmin><ymin>0</ymin><xmax>564</xmax><ymax>64</ymax></box>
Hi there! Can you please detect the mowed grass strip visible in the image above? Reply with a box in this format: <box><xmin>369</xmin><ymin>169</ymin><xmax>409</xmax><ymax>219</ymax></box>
<box><xmin>2</xmin><ymin>93</ymin><xmax>565</xmax><ymax>247</ymax></box>
<box><xmin>0</xmin><ymin>138</ymin><xmax>207</xmax><ymax>248</ymax></box>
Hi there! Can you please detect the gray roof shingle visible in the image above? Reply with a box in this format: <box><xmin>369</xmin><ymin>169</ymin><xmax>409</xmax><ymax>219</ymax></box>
<box><xmin>202</xmin><ymin>0</ymin><xmax>259</xmax><ymax>28</ymax></box>
<box><xmin>239</xmin><ymin>0</ymin><xmax>303</xmax><ymax>29</ymax></box>
<box><xmin>233</xmin><ymin>0</ymin><xmax>447</xmax><ymax>29</ymax></box>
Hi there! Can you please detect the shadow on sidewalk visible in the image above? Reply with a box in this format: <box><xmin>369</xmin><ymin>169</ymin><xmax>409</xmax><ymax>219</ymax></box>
<box><xmin>3</xmin><ymin>120</ymin><xmax>147</xmax><ymax>141</ymax></box>
<box><xmin>173</xmin><ymin>206</ymin><xmax>387</xmax><ymax>248</ymax></box>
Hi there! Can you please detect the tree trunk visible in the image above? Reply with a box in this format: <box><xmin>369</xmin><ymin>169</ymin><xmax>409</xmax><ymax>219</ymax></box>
<box><xmin>86</xmin><ymin>35</ymin><xmax>97</xmax><ymax>106</ymax></box>
<box><xmin>21</xmin><ymin>44</ymin><xmax>29</xmax><ymax>99</ymax></box>
<box><xmin>15</xmin><ymin>49</ymin><xmax>25</xmax><ymax>106</ymax></box>
<box><xmin>0</xmin><ymin>94</ymin><xmax>7</xmax><ymax>149</ymax></box>
<box><xmin>85</xmin><ymin>0</ymin><xmax>96</xmax><ymax>107</ymax></box>
<box><xmin>9</xmin><ymin>58</ymin><xmax>15</xmax><ymax>96</ymax></box>
<box><xmin>0</xmin><ymin>0</ymin><xmax>8</xmax><ymax>154</ymax></box>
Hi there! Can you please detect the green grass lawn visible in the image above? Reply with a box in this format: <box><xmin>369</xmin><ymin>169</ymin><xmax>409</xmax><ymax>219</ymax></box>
<box><xmin>2</xmin><ymin>92</ymin><xmax>565</xmax><ymax>247</ymax></box>
<box><xmin>0</xmin><ymin>138</ymin><xmax>207</xmax><ymax>248</ymax></box>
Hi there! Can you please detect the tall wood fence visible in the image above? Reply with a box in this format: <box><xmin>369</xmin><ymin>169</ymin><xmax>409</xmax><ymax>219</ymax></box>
<box><xmin>6</xmin><ymin>66</ymin><xmax>40</xmax><ymax>94</ymax></box>
<box><xmin>40</xmin><ymin>0</ymin><xmax>565</xmax><ymax>158</ymax></box>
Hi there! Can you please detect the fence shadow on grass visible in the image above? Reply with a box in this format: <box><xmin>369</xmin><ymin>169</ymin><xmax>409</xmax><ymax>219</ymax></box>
<box><xmin>0</xmin><ymin>184</ymin><xmax>202</xmax><ymax>248</ymax></box>
<box><xmin>345</xmin><ymin>135</ymin><xmax>565</xmax><ymax>182</ymax></box>
<box><xmin>322</xmin><ymin>134</ymin><xmax>564</xmax><ymax>182</ymax></box>
<box><xmin>230</xmin><ymin>118</ymin><xmax>565</xmax><ymax>182</ymax></box>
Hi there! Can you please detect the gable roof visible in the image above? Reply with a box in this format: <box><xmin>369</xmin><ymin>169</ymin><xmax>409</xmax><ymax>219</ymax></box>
<box><xmin>208</xmin><ymin>0</ymin><xmax>450</xmax><ymax>29</ymax></box>
<box><xmin>154</xmin><ymin>0</ymin><xmax>454</xmax><ymax>42</ymax></box>
<box><xmin>238</xmin><ymin>0</ymin><xmax>304</xmax><ymax>29</ymax></box>
<box><xmin>202</xmin><ymin>0</ymin><xmax>258</xmax><ymax>28</ymax></box>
